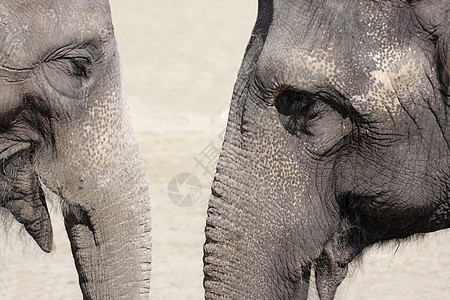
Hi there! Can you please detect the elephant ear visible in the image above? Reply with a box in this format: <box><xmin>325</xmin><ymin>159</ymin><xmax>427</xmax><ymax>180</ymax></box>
<box><xmin>0</xmin><ymin>151</ymin><xmax>53</xmax><ymax>252</ymax></box>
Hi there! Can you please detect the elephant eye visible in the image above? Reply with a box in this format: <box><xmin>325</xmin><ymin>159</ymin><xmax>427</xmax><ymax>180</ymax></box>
<box><xmin>275</xmin><ymin>90</ymin><xmax>319</xmax><ymax>136</ymax></box>
<box><xmin>45</xmin><ymin>46</ymin><xmax>93</xmax><ymax>79</ymax></box>
<box><xmin>69</xmin><ymin>57</ymin><xmax>91</xmax><ymax>78</ymax></box>
<box><xmin>275</xmin><ymin>90</ymin><xmax>316</xmax><ymax>117</ymax></box>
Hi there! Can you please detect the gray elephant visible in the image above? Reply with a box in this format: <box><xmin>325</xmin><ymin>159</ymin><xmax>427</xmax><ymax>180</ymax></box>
<box><xmin>0</xmin><ymin>1</ymin><xmax>151</xmax><ymax>299</ymax></box>
<box><xmin>204</xmin><ymin>0</ymin><xmax>449</xmax><ymax>299</ymax></box>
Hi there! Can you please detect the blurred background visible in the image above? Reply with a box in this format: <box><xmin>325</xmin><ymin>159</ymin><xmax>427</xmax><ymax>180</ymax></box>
<box><xmin>1</xmin><ymin>1</ymin><xmax>449</xmax><ymax>299</ymax></box>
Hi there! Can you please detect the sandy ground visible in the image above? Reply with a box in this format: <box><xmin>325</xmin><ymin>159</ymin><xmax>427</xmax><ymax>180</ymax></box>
<box><xmin>1</xmin><ymin>1</ymin><xmax>449</xmax><ymax>299</ymax></box>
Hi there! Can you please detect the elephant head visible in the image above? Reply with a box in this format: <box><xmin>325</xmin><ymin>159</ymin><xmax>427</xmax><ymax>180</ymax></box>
<box><xmin>0</xmin><ymin>1</ymin><xmax>151</xmax><ymax>298</ymax></box>
<box><xmin>204</xmin><ymin>0</ymin><xmax>449</xmax><ymax>299</ymax></box>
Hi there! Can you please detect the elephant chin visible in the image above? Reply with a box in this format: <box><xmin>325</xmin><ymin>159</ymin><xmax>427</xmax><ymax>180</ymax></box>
<box><xmin>0</xmin><ymin>151</ymin><xmax>53</xmax><ymax>253</ymax></box>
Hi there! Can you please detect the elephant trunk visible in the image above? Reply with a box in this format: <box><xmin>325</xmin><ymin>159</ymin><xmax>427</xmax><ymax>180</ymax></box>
<box><xmin>204</xmin><ymin>184</ymin><xmax>277</xmax><ymax>299</ymax></box>
<box><xmin>204</xmin><ymin>139</ymin><xmax>329</xmax><ymax>299</ymax></box>
<box><xmin>63</xmin><ymin>147</ymin><xmax>151</xmax><ymax>299</ymax></box>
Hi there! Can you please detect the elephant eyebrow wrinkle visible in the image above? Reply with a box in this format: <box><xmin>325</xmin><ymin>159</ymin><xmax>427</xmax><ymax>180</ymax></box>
<box><xmin>0</xmin><ymin>65</ymin><xmax>32</xmax><ymax>82</ymax></box>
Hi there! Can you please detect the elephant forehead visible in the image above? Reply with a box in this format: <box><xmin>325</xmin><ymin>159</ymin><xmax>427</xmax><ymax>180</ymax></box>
<box><xmin>349</xmin><ymin>49</ymin><xmax>426</xmax><ymax>116</ymax></box>
<box><xmin>258</xmin><ymin>0</ymin><xmax>429</xmax><ymax>116</ymax></box>
<box><xmin>256</xmin><ymin>44</ymin><xmax>339</xmax><ymax>89</ymax></box>
<box><xmin>0</xmin><ymin>0</ymin><xmax>113</xmax><ymax>68</ymax></box>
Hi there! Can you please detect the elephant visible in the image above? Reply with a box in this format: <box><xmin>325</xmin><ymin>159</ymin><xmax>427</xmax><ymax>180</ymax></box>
<box><xmin>0</xmin><ymin>1</ymin><xmax>151</xmax><ymax>299</ymax></box>
<box><xmin>204</xmin><ymin>0</ymin><xmax>449</xmax><ymax>299</ymax></box>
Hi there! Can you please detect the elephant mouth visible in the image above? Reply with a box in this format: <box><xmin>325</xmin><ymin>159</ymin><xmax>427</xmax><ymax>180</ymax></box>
<box><xmin>0</xmin><ymin>150</ymin><xmax>53</xmax><ymax>252</ymax></box>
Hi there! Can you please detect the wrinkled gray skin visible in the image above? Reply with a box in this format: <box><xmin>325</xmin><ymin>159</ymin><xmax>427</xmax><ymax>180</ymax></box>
<box><xmin>0</xmin><ymin>1</ymin><xmax>151</xmax><ymax>299</ymax></box>
<box><xmin>204</xmin><ymin>0</ymin><xmax>449</xmax><ymax>299</ymax></box>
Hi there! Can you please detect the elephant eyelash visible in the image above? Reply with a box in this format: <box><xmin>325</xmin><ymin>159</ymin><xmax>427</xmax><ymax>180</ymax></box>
<box><xmin>44</xmin><ymin>45</ymin><xmax>94</xmax><ymax>78</ymax></box>
<box><xmin>50</xmin><ymin>57</ymin><xmax>91</xmax><ymax>79</ymax></box>
<box><xmin>274</xmin><ymin>90</ymin><xmax>316</xmax><ymax>117</ymax></box>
